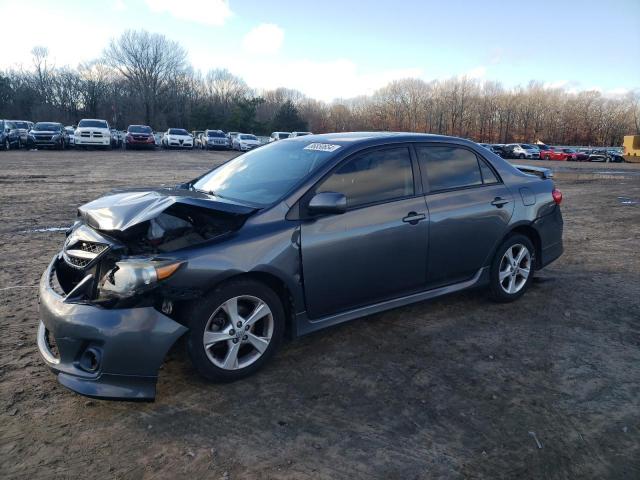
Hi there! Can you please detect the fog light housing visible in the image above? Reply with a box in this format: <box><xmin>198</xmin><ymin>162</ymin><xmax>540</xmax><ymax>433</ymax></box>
<box><xmin>79</xmin><ymin>347</ymin><xmax>101</xmax><ymax>373</ymax></box>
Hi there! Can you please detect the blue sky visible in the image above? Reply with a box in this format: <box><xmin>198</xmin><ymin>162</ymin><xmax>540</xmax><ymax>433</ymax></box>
<box><xmin>1</xmin><ymin>0</ymin><xmax>638</xmax><ymax>101</ymax></box>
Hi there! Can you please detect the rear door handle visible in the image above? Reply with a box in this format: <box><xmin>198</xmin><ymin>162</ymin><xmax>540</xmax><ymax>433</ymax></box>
<box><xmin>491</xmin><ymin>197</ymin><xmax>510</xmax><ymax>208</ymax></box>
<box><xmin>402</xmin><ymin>212</ymin><xmax>426</xmax><ymax>225</ymax></box>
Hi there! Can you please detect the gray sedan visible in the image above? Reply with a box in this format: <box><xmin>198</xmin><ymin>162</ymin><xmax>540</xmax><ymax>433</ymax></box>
<box><xmin>37</xmin><ymin>132</ymin><xmax>563</xmax><ymax>400</ymax></box>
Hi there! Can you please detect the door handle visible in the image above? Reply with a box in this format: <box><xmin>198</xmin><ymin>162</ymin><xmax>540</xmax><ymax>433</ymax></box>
<box><xmin>402</xmin><ymin>212</ymin><xmax>426</xmax><ymax>225</ymax></box>
<box><xmin>491</xmin><ymin>197</ymin><xmax>510</xmax><ymax>208</ymax></box>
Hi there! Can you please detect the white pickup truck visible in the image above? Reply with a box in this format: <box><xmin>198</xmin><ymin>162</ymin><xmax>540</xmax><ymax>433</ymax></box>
<box><xmin>74</xmin><ymin>119</ymin><xmax>112</xmax><ymax>148</ymax></box>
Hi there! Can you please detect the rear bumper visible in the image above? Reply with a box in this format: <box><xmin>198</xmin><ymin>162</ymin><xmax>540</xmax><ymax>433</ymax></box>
<box><xmin>534</xmin><ymin>206</ymin><xmax>564</xmax><ymax>268</ymax></box>
<box><xmin>37</xmin><ymin>256</ymin><xmax>187</xmax><ymax>401</ymax></box>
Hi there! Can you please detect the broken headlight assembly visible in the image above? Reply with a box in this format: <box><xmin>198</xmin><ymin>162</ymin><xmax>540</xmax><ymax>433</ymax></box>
<box><xmin>99</xmin><ymin>259</ymin><xmax>183</xmax><ymax>298</ymax></box>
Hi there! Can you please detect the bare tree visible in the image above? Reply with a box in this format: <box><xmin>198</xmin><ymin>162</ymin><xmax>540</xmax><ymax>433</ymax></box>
<box><xmin>103</xmin><ymin>30</ymin><xmax>188</xmax><ymax>124</ymax></box>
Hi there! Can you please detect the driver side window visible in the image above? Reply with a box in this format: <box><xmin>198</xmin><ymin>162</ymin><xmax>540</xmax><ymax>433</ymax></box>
<box><xmin>318</xmin><ymin>146</ymin><xmax>414</xmax><ymax>209</ymax></box>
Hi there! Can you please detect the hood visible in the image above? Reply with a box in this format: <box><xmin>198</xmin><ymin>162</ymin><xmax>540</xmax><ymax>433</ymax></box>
<box><xmin>78</xmin><ymin>188</ymin><xmax>256</xmax><ymax>232</ymax></box>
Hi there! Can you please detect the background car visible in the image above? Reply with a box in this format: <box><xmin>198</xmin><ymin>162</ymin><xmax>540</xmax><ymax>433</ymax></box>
<box><xmin>290</xmin><ymin>131</ymin><xmax>313</xmax><ymax>137</ymax></box>
<box><xmin>269</xmin><ymin>131</ymin><xmax>291</xmax><ymax>142</ymax></box>
<box><xmin>27</xmin><ymin>122</ymin><xmax>69</xmax><ymax>150</ymax></box>
<box><xmin>490</xmin><ymin>144</ymin><xmax>508</xmax><ymax>157</ymax></box>
<box><xmin>74</xmin><ymin>119</ymin><xmax>112</xmax><ymax>149</ymax></box>
<box><xmin>503</xmin><ymin>143</ymin><xmax>539</xmax><ymax>159</ymax></box>
<box><xmin>0</xmin><ymin>120</ymin><xmax>21</xmax><ymax>150</ymax></box>
<box><xmin>162</xmin><ymin>128</ymin><xmax>193</xmax><ymax>149</ymax></box>
<box><xmin>560</xmin><ymin>148</ymin><xmax>578</xmax><ymax>161</ymax></box>
<box><xmin>202</xmin><ymin>129</ymin><xmax>230</xmax><ymax>150</ymax></box>
<box><xmin>575</xmin><ymin>149</ymin><xmax>590</xmax><ymax>161</ymax></box>
<box><xmin>110</xmin><ymin>129</ymin><xmax>123</xmax><ymax>149</ymax></box>
<box><xmin>10</xmin><ymin>120</ymin><xmax>34</xmax><ymax>147</ymax></box>
<box><xmin>125</xmin><ymin>125</ymin><xmax>156</xmax><ymax>149</ymax></box>
<box><xmin>232</xmin><ymin>133</ymin><xmax>260</xmax><ymax>151</ymax></box>
<box><xmin>65</xmin><ymin>126</ymin><xmax>76</xmax><ymax>146</ymax></box>
<box><xmin>539</xmin><ymin>146</ymin><xmax>568</xmax><ymax>160</ymax></box>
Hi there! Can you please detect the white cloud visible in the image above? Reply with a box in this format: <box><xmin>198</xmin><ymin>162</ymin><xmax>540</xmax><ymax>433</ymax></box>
<box><xmin>242</xmin><ymin>24</ymin><xmax>284</xmax><ymax>55</ymax></box>
<box><xmin>190</xmin><ymin>52</ymin><xmax>423</xmax><ymax>101</ymax></box>
<box><xmin>0</xmin><ymin>4</ymin><xmax>114</xmax><ymax>70</ymax></box>
<box><xmin>145</xmin><ymin>0</ymin><xmax>232</xmax><ymax>26</ymax></box>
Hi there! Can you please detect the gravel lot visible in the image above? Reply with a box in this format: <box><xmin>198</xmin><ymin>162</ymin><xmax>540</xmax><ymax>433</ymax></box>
<box><xmin>1</xmin><ymin>148</ymin><xmax>639</xmax><ymax>479</ymax></box>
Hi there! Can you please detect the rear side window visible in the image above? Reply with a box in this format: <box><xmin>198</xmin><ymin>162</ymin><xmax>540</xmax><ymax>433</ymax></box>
<box><xmin>417</xmin><ymin>146</ymin><xmax>483</xmax><ymax>192</ymax></box>
<box><xmin>478</xmin><ymin>159</ymin><xmax>499</xmax><ymax>184</ymax></box>
<box><xmin>319</xmin><ymin>147</ymin><xmax>414</xmax><ymax>208</ymax></box>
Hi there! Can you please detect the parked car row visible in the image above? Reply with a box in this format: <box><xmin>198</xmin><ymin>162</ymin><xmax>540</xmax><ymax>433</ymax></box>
<box><xmin>1</xmin><ymin>117</ymin><xmax>311</xmax><ymax>153</ymax></box>
<box><xmin>478</xmin><ymin>142</ymin><xmax>627</xmax><ymax>162</ymax></box>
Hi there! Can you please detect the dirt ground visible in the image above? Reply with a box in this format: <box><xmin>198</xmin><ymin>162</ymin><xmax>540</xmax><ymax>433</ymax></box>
<box><xmin>1</xmin><ymin>148</ymin><xmax>639</xmax><ymax>479</ymax></box>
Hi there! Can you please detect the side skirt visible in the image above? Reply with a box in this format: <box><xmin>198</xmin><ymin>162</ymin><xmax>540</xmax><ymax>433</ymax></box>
<box><xmin>294</xmin><ymin>267</ymin><xmax>489</xmax><ymax>336</ymax></box>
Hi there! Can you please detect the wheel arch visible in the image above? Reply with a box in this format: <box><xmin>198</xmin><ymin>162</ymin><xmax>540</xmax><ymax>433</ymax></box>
<box><xmin>202</xmin><ymin>271</ymin><xmax>299</xmax><ymax>340</ymax></box>
<box><xmin>504</xmin><ymin>223</ymin><xmax>542</xmax><ymax>268</ymax></box>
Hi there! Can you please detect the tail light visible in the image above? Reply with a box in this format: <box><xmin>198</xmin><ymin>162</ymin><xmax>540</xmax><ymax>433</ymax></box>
<box><xmin>552</xmin><ymin>189</ymin><xmax>563</xmax><ymax>205</ymax></box>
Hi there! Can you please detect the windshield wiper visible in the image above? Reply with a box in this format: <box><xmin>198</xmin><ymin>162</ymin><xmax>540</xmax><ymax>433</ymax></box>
<box><xmin>192</xmin><ymin>186</ymin><xmax>226</xmax><ymax>199</ymax></box>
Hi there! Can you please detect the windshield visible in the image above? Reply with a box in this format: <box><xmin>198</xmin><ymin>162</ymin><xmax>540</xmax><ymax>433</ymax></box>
<box><xmin>240</xmin><ymin>134</ymin><xmax>257</xmax><ymax>140</ymax></box>
<box><xmin>34</xmin><ymin>122</ymin><xmax>61</xmax><ymax>131</ymax></box>
<box><xmin>128</xmin><ymin>125</ymin><xmax>152</xmax><ymax>133</ymax></box>
<box><xmin>192</xmin><ymin>141</ymin><xmax>338</xmax><ymax>207</ymax></box>
<box><xmin>78</xmin><ymin>119</ymin><xmax>108</xmax><ymax>128</ymax></box>
<box><xmin>169</xmin><ymin>128</ymin><xmax>189</xmax><ymax>135</ymax></box>
<box><xmin>208</xmin><ymin>131</ymin><xmax>225</xmax><ymax>137</ymax></box>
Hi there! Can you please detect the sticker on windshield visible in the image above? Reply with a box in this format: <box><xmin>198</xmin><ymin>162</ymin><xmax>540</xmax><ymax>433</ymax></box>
<box><xmin>304</xmin><ymin>143</ymin><xmax>341</xmax><ymax>153</ymax></box>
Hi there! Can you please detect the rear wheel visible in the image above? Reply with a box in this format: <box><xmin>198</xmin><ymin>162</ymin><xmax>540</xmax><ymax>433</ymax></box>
<box><xmin>186</xmin><ymin>279</ymin><xmax>285</xmax><ymax>382</ymax></box>
<box><xmin>489</xmin><ymin>234</ymin><xmax>535</xmax><ymax>303</ymax></box>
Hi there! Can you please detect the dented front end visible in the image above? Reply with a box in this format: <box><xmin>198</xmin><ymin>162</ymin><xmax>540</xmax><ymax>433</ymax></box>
<box><xmin>37</xmin><ymin>188</ymin><xmax>256</xmax><ymax>400</ymax></box>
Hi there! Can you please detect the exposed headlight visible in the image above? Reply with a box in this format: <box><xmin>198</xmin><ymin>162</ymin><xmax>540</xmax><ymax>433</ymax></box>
<box><xmin>99</xmin><ymin>259</ymin><xmax>183</xmax><ymax>297</ymax></box>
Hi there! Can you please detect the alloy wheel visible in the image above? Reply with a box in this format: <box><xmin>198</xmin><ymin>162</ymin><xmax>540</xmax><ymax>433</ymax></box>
<box><xmin>498</xmin><ymin>243</ymin><xmax>531</xmax><ymax>294</ymax></box>
<box><xmin>202</xmin><ymin>295</ymin><xmax>274</xmax><ymax>370</ymax></box>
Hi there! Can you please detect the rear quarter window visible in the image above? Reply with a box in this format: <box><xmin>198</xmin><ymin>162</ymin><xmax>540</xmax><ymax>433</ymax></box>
<box><xmin>416</xmin><ymin>146</ymin><xmax>484</xmax><ymax>192</ymax></box>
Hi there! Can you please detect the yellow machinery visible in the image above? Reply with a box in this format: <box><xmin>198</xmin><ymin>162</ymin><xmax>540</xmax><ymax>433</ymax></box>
<box><xmin>622</xmin><ymin>135</ymin><xmax>640</xmax><ymax>163</ymax></box>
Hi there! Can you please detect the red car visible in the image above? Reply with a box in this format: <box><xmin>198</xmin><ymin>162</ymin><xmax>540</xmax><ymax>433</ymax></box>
<box><xmin>125</xmin><ymin>125</ymin><xmax>156</xmax><ymax>149</ymax></box>
<box><xmin>539</xmin><ymin>146</ymin><xmax>568</xmax><ymax>161</ymax></box>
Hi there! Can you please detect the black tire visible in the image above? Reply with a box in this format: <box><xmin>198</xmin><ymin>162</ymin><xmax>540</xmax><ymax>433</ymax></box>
<box><xmin>488</xmin><ymin>234</ymin><xmax>535</xmax><ymax>303</ymax></box>
<box><xmin>186</xmin><ymin>278</ymin><xmax>285</xmax><ymax>382</ymax></box>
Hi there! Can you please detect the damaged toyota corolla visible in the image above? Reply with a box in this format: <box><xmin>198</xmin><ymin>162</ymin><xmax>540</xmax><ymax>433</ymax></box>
<box><xmin>37</xmin><ymin>132</ymin><xmax>564</xmax><ymax>400</ymax></box>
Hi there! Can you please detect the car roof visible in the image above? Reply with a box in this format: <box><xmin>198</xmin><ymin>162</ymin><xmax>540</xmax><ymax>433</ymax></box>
<box><xmin>286</xmin><ymin>131</ymin><xmax>479</xmax><ymax>149</ymax></box>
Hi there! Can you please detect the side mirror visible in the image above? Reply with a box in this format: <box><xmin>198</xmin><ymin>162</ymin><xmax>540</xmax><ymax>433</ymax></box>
<box><xmin>308</xmin><ymin>192</ymin><xmax>347</xmax><ymax>215</ymax></box>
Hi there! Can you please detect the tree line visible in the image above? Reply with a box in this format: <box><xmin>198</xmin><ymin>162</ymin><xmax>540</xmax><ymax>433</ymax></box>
<box><xmin>0</xmin><ymin>30</ymin><xmax>638</xmax><ymax>146</ymax></box>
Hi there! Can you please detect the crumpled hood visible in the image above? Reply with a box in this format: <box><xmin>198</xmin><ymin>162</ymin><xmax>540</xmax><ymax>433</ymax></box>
<box><xmin>78</xmin><ymin>188</ymin><xmax>256</xmax><ymax>232</ymax></box>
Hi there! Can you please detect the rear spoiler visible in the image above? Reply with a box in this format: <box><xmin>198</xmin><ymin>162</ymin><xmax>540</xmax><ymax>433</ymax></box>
<box><xmin>513</xmin><ymin>164</ymin><xmax>553</xmax><ymax>179</ymax></box>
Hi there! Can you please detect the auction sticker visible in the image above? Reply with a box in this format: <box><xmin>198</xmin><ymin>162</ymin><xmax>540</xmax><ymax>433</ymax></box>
<box><xmin>304</xmin><ymin>143</ymin><xmax>341</xmax><ymax>152</ymax></box>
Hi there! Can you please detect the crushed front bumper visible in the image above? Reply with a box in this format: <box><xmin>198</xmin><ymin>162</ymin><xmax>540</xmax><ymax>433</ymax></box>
<box><xmin>37</xmin><ymin>256</ymin><xmax>187</xmax><ymax>401</ymax></box>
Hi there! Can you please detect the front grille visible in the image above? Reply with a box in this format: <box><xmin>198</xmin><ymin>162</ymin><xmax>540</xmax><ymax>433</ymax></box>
<box><xmin>78</xmin><ymin>242</ymin><xmax>108</xmax><ymax>255</ymax></box>
<box><xmin>65</xmin><ymin>256</ymin><xmax>92</xmax><ymax>268</ymax></box>
<box><xmin>63</xmin><ymin>240</ymin><xmax>109</xmax><ymax>269</ymax></box>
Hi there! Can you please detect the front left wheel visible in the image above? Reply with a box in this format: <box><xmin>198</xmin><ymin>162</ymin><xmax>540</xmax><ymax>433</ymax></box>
<box><xmin>186</xmin><ymin>279</ymin><xmax>285</xmax><ymax>382</ymax></box>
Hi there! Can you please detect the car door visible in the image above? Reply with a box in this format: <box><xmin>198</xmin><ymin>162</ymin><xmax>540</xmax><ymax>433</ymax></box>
<box><xmin>415</xmin><ymin>144</ymin><xmax>514</xmax><ymax>287</ymax></box>
<box><xmin>300</xmin><ymin>145</ymin><xmax>429</xmax><ymax>318</ymax></box>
